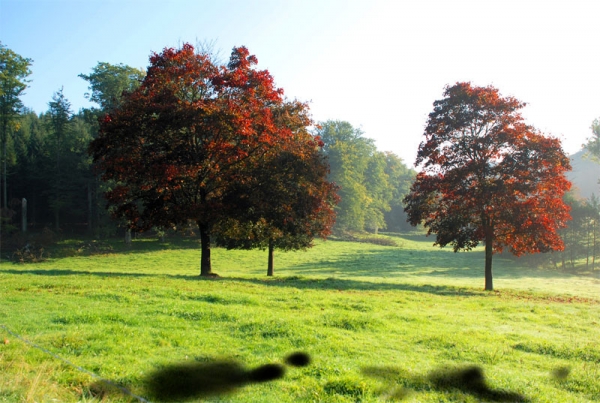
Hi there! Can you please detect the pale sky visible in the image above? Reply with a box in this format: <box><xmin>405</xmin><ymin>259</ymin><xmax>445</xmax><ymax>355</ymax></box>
<box><xmin>2</xmin><ymin>0</ymin><xmax>599</xmax><ymax>166</ymax></box>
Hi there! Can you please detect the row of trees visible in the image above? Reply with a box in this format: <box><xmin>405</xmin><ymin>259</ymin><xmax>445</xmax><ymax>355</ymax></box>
<box><xmin>556</xmin><ymin>119</ymin><xmax>600</xmax><ymax>271</ymax></box>
<box><xmin>1</xmin><ymin>41</ymin><xmax>598</xmax><ymax>285</ymax></box>
<box><xmin>1</xmin><ymin>56</ymin><xmax>146</xmax><ymax>238</ymax></box>
<box><xmin>316</xmin><ymin>120</ymin><xmax>416</xmax><ymax>233</ymax></box>
<box><xmin>5</xmin><ymin>102</ymin><xmax>95</xmax><ymax>234</ymax></box>
<box><xmin>1</xmin><ymin>42</ymin><xmax>416</xmax><ymax>239</ymax></box>
<box><xmin>89</xmin><ymin>44</ymin><xmax>344</xmax><ymax>276</ymax></box>
<box><xmin>560</xmin><ymin>195</ymin><xmax>599</xmax><ymax>270</ymax></box>
<box><xmin>1</xmin><ymin>42</ymin><xmax>416</xmax><ymax>275</ymax></box>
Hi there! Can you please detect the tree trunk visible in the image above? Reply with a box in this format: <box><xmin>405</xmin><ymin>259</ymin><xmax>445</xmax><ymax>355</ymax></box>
<box><xmin>267</xmin><ymin>238</ymin><xmax>274</xmax><ymax>276</ymax></box>
<box><xmin>570</xmin><ymin>235</ymin><xmax>576</xmax><ymax>270</ymax></box>
<box><xmin>2</xmin><ymin>143</ymin><xmax>5</xmax><ymax>210</ymax></box>
<box><xmin>87</xmin><ymin>182</ymin><xmax>93</xmax><ymax>234</ymax></box>
<box><xmin>484</xmin><ymin>228</ymin><xmax>494</xmax><ymax>291</ymax></box>
<box><xmin>31</xmin><ymin>191</ymin><xmax>36</xmax><ymax>230</ymax></box>
<box><xmin>55</xmin><ymin>204</ymin><xmax>60</xmax><ymax>232</ymax></box>
<box><xmin>2</xmin><ymin>122</ymin><xmax>7</xmax><ymax>210</ymax></box>
<box><xmin>21</xmin><ymin>198</ymin><xmax>27</xmax><ymax>233</ymax></box>
<box><xmin>94</xmin><ymin>178</ymin><xmax>101</xmax><ymax>237</ymax></box>
<box><xmin>586</xmin><ymin>222</ymin><xmax>590</xmax><ymax>270</ymax></box>
<box><xmin>198</xmin><ymin>222</ymin><xmax>212</xmax><ymax>276</ymax></box>
<box><xmin>593</xmin><ymin>219</ymin><xmax>597</xmax><ymax>271</ymax></box>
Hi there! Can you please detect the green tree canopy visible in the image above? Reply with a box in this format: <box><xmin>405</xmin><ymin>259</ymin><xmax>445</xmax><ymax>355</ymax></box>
<box><xmin>46</xmin><ymin>87</ymin><xmax>73</xmax><ymax>230</ymax></box>
<box><xmin>0</xmin><ymin>42</ymin><xmax>32</xmax><ymax>210</ymax></box>
<box><xmin>363</xmin><ymin>151</ymin><xmax>392</xmax><ymax>233</ymax></box>
<box><xmin>584</xmin><ymin>118</ymin><xmax>600</xmax><ymax>162</ymax></box>
<box><xmin>316</xmin><ymin>121</ymin><xmax>373</xmax><ymax>232</ymax></box>
<box><xmin>382</xmin><ymin>151</ymin><xmax>416</xmax><ymax>232</ymax></box>
<box><xmin>79</xmin><ymin>62</ymin><xmax>145</xmax><ymax>111</ymax></box>
<box><xmin>316</xmin><ymin>120</ymin><xmax>413</xmax><ymax>234</ymax></box>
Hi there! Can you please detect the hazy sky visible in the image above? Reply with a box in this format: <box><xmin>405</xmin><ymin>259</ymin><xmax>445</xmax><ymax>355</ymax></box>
<box><xmin>2</xmin><ymin>0</ymin><xmax>599</xmax><ymax>166</ymax></box>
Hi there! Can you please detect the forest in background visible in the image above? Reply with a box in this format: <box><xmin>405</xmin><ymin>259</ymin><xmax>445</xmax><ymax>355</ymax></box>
<box><xmin>2</xmin><ymin>105</ymin><xmax>416</xmax><ymax>236</ymax></box>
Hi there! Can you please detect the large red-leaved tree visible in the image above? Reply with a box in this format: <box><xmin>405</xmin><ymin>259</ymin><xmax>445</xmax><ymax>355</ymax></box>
<box><xmin>404</xmin><ymin>82</ymin><xmax>572</xmax><ymax>290</ymax></box>
<box><xmin>89</xmin><ymin>43</ymin><xmax>329</xmax><ymax>276</ymax></box>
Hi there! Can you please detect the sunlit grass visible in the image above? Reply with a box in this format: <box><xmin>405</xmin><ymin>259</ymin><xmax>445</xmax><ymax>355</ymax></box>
<box><xmin>1</xmin><ymin>233</ymin><xmax>599</xmax><ymax>402</ymax></box>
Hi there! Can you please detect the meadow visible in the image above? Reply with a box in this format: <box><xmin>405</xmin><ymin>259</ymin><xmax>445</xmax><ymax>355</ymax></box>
<box><xmin>0</xmin><ymin>233</ymin><xmax>599</xmax><ymax>402</ymax></box>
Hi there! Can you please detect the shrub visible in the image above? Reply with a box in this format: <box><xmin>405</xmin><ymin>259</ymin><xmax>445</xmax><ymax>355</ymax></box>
<box><xmin>7</xmin><ymin>227</ymin><xmax>57</xmax><ymax>263</ymax></box>
<box><xmin>12</xmin><ymin>243</ymin><xmax>47</xmax><ymax>263</ymax></box>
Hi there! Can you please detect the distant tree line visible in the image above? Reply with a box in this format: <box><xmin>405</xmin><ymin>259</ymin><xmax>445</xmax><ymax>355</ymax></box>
<box><xmin>4</xmin><ymin>109</ymin><xmax>416</xmax><ymax>237</ymax></box>
<box><xmin>316</xmin><ymin>120</ymin><xmax>417</xmax><ymax>234</ymax></box>
<box><xmin>556</xmin><ymin>194</ymin><xmax>599</xmax><ymax>271</ymax></box>
<box><xmin>513</xmin><ymin>188</ymin><xmax>600</xmax><ymax>272</ymax></box>
<box><xmin>550</xmin><ymin>121</ymin><xmax>600</xmax><ymax>271</ymax></box>
<box><xmin>6</xmin><ymin>103</ymin><xmax>100</xmax><ymax>235</ymax></box>
<box><xmin>1</xmin><ymin>52</ymin><xmax>146</xmax><ymax>240</ymax></box>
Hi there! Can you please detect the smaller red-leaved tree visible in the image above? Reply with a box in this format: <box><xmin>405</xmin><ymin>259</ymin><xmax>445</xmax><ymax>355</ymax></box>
<box><xmin>216</xmin><ymin>103</ymin><xmax>339</xmax><ymax>275</ymax></box>
<box><xmin>404</xmin><ymin>82</ymin><xmax>572</xmax><ymax>290</ymax></box>
<box><xmin>89</xmin><ymin>44</ymin><xmax>333</xmax><ymax>276</ymax></box>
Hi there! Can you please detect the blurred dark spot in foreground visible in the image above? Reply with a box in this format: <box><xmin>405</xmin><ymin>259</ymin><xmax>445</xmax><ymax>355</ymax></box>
<box><xmin>363</xmin><ymin>365</ymin><xmax>532</xmax><ymax>402</ymax></box>
<box><xmin>551</xmin><ymin>366</ymin><xmax>570</xmax><ymax>380</ymax></box>
<box><xmin>87</xmin><ymin>354</ymin><xmax>569</xmax><ymax>402</ymax></box>
<box><xmin>145</xmin><ymin>351</ymin><xmax>310</xmax><ymax>402</ymax></box>
<box><xmin>429</xmin><ymin>365</ymin><xmax>529</xmax><ymax>402</ymax></box>
<box><xmin>285</xmin><ymin>351</ymin><xmax>311</xmax><ymax>367</ymax></box>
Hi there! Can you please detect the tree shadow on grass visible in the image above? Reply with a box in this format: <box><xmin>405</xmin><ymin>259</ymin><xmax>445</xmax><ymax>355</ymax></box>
<box><xmin>221</xmin><ymin>275</ymin><xmax>485</xmax><ymax>297</ymax></box>
<box><xmin>2</xmin><ymin>237</ymin><xmax>592</xmax><ymax>296</ymax></box>
<box><xmin>0</xmin><ymin>267</ymin><xmax>483</xmax><ymax>297</ymax></box>
<box><xmin>279</xmin><ymin>247</ymin><xmax>484</xmax><ymax>279</ymax></box>
<box><xmin>362</xmin><ymin>364</ymin><xmax>531</xmax><ymax>402</ymax></box>
<box><xmin>3</xmin><ymin>266</ymin><xmax>597</xmax><ymax>302</ymax></box>
<box><xmin>52</xmin><ymin>238</ymin><xmax>202</xmax><ymax>257</ymax></box>
<box><xmin>275</xmin><ymin>246</ymin><xmax>590</xmax><ymax>282</ymax></box>
<box><xmin>0</xmin><ymin>268</ymin><xmax>161</xmax><ymax>278</ymax></box>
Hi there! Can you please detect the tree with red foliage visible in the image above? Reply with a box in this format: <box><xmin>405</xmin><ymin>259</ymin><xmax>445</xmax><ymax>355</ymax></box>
<box><xmin>215</xmin><ymin>102</ymin><xmax>339</xmax><ymax>275</ymax></box>
<box><xmin>404</xmin><ymin>82</ymin><xmax>571</xmax><ymax>290</ymax></box>
<box><xmin>89</xmin><ymin>44</ymin><xmax>334</xmax><ymax>276</ymax></box>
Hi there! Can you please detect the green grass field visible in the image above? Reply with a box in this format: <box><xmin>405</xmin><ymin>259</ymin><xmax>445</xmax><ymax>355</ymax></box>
<box><xmin>1</xmin><ymin>233</ymin><xmax>599</xmax><ymax>402</ymax></box>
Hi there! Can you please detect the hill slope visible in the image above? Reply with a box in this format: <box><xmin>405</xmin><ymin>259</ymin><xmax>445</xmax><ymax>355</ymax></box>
<box><xmin>567</xmin><ymin>149</ymin><xmax>600</xmax><ymax>199</ymax></box>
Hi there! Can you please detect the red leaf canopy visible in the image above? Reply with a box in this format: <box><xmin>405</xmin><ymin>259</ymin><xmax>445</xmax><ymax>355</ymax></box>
<box><xmin>89</xmin><ymin>44</ymin><xmax>297</xmax><ymax>232</ymax></box>
<box><xmin>405</xmin><ymin>82</ymin><xmax>572</xmax><ymax>257</ymax></box>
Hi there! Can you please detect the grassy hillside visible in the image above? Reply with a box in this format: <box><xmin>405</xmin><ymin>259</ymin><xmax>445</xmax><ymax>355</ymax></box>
<box><xmin>1</xmin><ymin>234</ymin><xmax>599</xmax><ymax>402</ymax></box>
<box><xmin>568</xmin><ymin>149</ymin><xmax>600</xmax><ymax>200</ymax></box>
